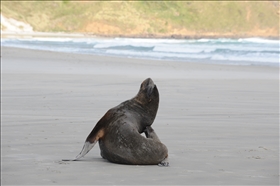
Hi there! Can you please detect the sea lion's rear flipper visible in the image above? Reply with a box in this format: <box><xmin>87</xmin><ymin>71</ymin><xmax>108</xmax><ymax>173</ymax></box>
<box><xmin>62</xmin><ymin>138</ymin><xmax>99</xmax><ymax>161</ymax></box>
<box><xmin>73</xmin><ymin>141</ymin><xmax>97</xmax><ymax>160</ymax></box>
<box><xmin>62</xmin><ymin>136</ymin><xmax>99</xmax><ymax>161</ymax></box>
<box><xmin>69</xmin><ymin>110</ymin><xmax>112</xmax><ymax>161</ymax></box>
<box><xmin>158</xmin><ymin>157</ymin><xmax>169</xmax><ymax>167</ymax></box>
<box><xmin>73</xmin><ymin>127</ymin><xmax>105</xmax><ymax>160</ymax></box>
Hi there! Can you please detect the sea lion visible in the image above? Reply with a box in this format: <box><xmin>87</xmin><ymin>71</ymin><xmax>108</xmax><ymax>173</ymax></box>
<box><xmin>65</xmin><ymin>78</ymin><xmax>168</xmax><ymax>166</ymax></box>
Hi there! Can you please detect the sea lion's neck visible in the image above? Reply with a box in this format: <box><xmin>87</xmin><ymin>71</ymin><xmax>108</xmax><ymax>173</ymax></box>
<box><xmin>127</xmin><ymin>99</ymin><xmax>158</xmax><ymax>131</ymax></box>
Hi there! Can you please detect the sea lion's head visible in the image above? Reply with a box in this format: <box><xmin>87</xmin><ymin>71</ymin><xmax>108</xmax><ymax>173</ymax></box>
<box><xmin>135</xmin><ymin>78</ymin><xmax>159</xmax><ymax>125</ymax></box>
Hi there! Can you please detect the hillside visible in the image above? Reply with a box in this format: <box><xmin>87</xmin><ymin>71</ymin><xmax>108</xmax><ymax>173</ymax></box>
<box><xmin>1</xmin><ymin>1</ymin><xmax>279</xmax><ymax>38</ymax></box>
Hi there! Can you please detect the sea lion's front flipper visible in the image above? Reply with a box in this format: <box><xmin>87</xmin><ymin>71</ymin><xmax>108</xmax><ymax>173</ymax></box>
<box><xmin>144</xmin><ymin>126</ymin><xmax>169</xmax><ymax>166</ymax></box>
<box><xmin>144</xmin><ymin>126</ymin><xmax>161</xmax><ymax>142</ymax></box>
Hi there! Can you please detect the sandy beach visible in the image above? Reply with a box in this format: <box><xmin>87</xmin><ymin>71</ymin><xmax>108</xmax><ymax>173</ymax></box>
<box><xmin>1</xmin><ymin>46</ymin><xmax>279</xmax><ymax>185</ymax></box>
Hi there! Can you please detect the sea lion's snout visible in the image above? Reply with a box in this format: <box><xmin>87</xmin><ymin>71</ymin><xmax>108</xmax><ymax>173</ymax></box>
<box><xmin>146</xmin><ymin>78</ymin><xmax>154</xmax><ymax>86</ymax></box>
<box><xmin>143</xmin><ymin>78</ymin><xmax>155</xmax><ymax>96</ymax></box>
<box><xmin>143</xmin><ymin>78</ymin><xmax>155</xmax><ymax>88</ymax></box>
<box><xmin>136</xmin><ymin>78</ymin><xmax>159</xmax><ymax>105</ymax></box>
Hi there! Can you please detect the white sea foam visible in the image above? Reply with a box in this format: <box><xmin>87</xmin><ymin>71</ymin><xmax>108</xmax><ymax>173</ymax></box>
<box><xmin>239</xmin><ymin>37</ymin><xmax>280</xmax><ymax>44</ymax></box>
<box><xmin>1</xmin><ymin>37</ymin><xmax>279</xmax><ymax>66</ymax></box>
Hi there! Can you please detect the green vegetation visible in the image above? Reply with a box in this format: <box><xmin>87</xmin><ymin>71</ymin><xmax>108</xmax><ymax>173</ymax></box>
<box><xmin>1</xmin><ymin>1</ymin><xmax>279</xmax><ymax>38</ymax></box>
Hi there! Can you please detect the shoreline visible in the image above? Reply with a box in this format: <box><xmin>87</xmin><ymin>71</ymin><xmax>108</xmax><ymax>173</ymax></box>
<box><xmin>2</xmin><ymin>45</ymin><xmax>279</xmax><ymax>68</ymax></box>
<box><xmin>1</xmin><ymin>31</ymin><xmax>279</xmax><ymax>40</ymax></box>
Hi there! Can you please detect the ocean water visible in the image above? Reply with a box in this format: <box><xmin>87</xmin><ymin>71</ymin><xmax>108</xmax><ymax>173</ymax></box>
<box><xmin>1</xmin><ymin>37</ymin><xmax>279</xmax><ymax>66</ymax></box>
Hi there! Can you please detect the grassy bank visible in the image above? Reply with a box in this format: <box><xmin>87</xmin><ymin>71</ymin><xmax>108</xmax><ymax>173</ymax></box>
<box><xmin>1</xmin><ymin>1</ymin><xmax>279</xmax><ymax>38</ymax></box>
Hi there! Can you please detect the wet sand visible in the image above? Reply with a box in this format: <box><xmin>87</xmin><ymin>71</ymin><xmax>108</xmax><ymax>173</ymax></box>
<box><xmin>1</xmin><ymin>46</ymin><xmax>279</xmax><ymax>185</ymax></box>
